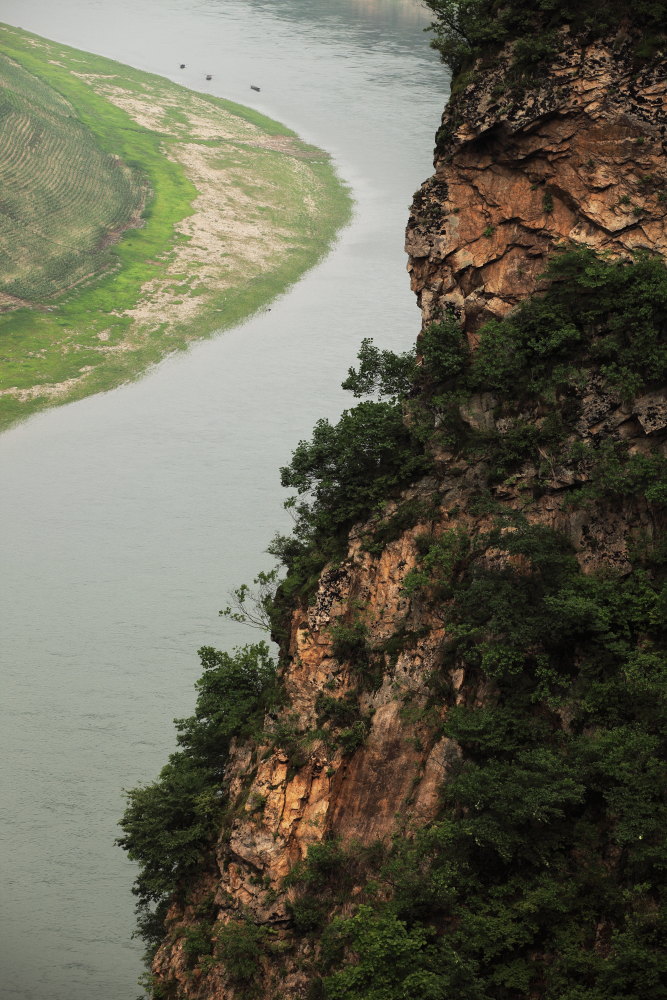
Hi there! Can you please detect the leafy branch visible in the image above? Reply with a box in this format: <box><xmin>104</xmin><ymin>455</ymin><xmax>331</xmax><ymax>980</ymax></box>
<box><xmin>219</xmin><ymin>568</ymin><xmax>280</xmax><ymax>632</ymax></box>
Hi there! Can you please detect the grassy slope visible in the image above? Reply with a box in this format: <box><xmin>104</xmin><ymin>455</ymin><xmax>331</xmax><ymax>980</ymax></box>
<box><xmin>0</xmin><ymin>52</ymin><xmax>146</xmax><ymax>302</ymax></box>
<box><xmin>0</xmin><ymin>24</ymin><xmax>352</xmax><ymax>432</ymax></box>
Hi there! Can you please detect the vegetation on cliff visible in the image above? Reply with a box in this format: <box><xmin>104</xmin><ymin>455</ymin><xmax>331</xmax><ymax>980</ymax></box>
<box><xmin>117</xmin><ymin>643</ymin><xmax>277</xmax><ymax>951</ymax></box>
<box><xmin>308</xmin><ymin>517</ymin><xmax>667</xmax><ymax>1000</ymax></box>
<box><xmin>267</xmin><ymin>251</ymin><xmax>667</xmax><ymax>998</ymax></box>
<box><xmin>120</xmin><ymin>244</ymin><xmax>667</xmax><ymax>998</ymax></box>
<box><xmin>272</xmin><ymin>249</ymin><xmax>667</xmax><ymax>591</ymax></box>
<box><xmin>114</xmin><ymin>1</ymin><xmax>667</xmax><ymax>995</ymax></box>
<box><xmin>424</xmin><ymin>0</ymin><xmax>667</xmax><ymax>75</ymax></box>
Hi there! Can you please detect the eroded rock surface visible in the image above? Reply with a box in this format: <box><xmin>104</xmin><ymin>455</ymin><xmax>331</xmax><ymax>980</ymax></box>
<box><xmin>406</xmin><ymin>31</ymin><xmax>667</xmax><ymax>331</ymax></box>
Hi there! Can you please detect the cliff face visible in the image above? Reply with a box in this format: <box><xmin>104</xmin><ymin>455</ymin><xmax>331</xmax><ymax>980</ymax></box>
<box><xmin>150</xmin><ymin>29</ymin><xmax>667</xmax><ymax>1000</ymax></box>
<box><xmin>153</xmin><ymin>513</ymin><xmax>457</xmax><ymax>998</ymax></box>
<box><xmin>406</xmin><ymin>30</ymin><xmax>667</xmax><ymax>332</ymax></box>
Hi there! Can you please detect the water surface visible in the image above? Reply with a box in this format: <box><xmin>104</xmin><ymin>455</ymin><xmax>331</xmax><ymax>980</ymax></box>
<box><xmin>0</xmin><ymin>1</ymin><xmax>448</xmax><ymax>996</ymax></box>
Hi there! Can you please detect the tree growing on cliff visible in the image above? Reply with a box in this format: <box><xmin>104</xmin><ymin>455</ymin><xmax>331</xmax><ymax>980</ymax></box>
<box><xmin>424</xmin><ymin>0</ymin><xmax>667</xmax><ymax>74</ymax></box>
<box><xmin>278</xmin><ymin>400</ymin><xmax>429</xmax><ymax>552</ymax></box>
<box><xmin>117</xmin><ymin>643</ymin><xmax>276</xmax><ymax>911</ymax></box>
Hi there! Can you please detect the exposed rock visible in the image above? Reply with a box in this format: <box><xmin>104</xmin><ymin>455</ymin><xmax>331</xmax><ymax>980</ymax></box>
<box><xmin>633</xmin><ymin>389</ymin><xmax>667</xmax><ymax>434</ymax></box>
<box><xmin>151</xmin><ymin>28</ymin><xmax>667</xmax><ymax>1000</ymax></box>
<box><xmin>406</xmin><ymin>30</ymin><xmax>667</xmax><ymax>331</ymax></box>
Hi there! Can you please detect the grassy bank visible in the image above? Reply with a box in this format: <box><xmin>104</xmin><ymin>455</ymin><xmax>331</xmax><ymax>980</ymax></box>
<box><xmin>0</xmin><ymin>24</ymin><xmax>352</xmax><ymax>432</ymax></box>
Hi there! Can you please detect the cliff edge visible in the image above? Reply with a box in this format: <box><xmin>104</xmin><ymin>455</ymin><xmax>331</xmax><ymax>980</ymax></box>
<box><xmin>130</xmin><ymin>13</ymin><xmax>667</xmax><ymax>1000</ymax></box>
<box><xmin>407</xmin><ymin>28</ymin><xmax>667</xmax><ymax>331</ymax></box>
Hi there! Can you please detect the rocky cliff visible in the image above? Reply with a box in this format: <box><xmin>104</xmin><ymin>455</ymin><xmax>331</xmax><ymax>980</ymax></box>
<box><xmin>145</xmin><ymin>21</ymin><xmax>667</xmax><ymax>1000</ymax></box>
<box><xmin>406</xmin><ymin>28</ymin><xmax>667</xmax><ymax>332</ymax></box>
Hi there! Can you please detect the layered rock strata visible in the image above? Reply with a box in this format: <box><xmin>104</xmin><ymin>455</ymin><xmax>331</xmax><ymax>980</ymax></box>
<box><xmin>406</xmin><ymin>29</ymin><xmax>667</xmax><ymax>331</ymax></box>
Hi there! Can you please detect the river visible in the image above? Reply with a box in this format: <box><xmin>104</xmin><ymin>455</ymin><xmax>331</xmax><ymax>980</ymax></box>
<box><xmin>0</xmin><ymin>1</ymin><xmax>447</xmax><ymax>996</ymax></box>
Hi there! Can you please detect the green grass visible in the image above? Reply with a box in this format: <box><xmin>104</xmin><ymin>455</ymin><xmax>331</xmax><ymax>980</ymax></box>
<box><xmin>0</xmin><ymin>51</ymin><xmax>146</xmax><ymax>302</ymax></box>
<box><xmin>0</xmin><ymin>23</ymin><xmax>352</xmax><ymax>432</ymax></box>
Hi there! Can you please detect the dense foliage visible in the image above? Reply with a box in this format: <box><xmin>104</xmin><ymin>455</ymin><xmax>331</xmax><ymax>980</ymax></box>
<box><xmin>463</xmin><ymin>249</ymin><xmax>667</xmax><ymax>397</ymax></box>
<box><xmin>123</xmin><ymin>245</ymin><xmax>667</xmax><ymax>997</ymax></box>
<box><xmin>271</xmin><ymin>399</ymin><xmax>429</xmax><ymax>602</ymax></box>
<box><xmin>281</xmin><ymin>402</ymin><xmax>426</xmax><ymax>532</ymax></box>
<box><xmin>278</xmin><ymin>248</ymin><xmax>667</xmax><ymax>528</ymax></box>
<box><xmin>117</xmin><ymin>644</ymin><xmax>276</xmax><ymax>936</ymax></box>
<box><xmin>424</xmin><ymin>0</ymin><xmax>667</xmax><ymax>75</ymax></box>
<box><xmin>270</xmin><ymin>247</ymin><xmax>667</xmax><ymax>999</ymax></box>
<box><xmin>310</xmin><ymin>516</ymin><xmax>667</xmax><ymax>1000</ymax></box>
<box><xmin>215</xmin><ymin>920</ymin><xmax>268</xmax><ymax>988</ymax></box>
<box><xmin>270</xmin><ymin>248</ymin><xmax>667</xmax><ymax>607</ymax></box>
<box><xmin>415</xmin><ymin>249</ymin><xmax>667</xmax><ymax>491</ymax></box>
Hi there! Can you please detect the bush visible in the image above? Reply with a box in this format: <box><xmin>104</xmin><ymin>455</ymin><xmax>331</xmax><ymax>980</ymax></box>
<box><xmin>117</xmin><ymin>644</ymin><xmax>276</xmax><ymax>920</ymax></box>
<box><xmin>267</xmin><ymin>715</ymin><xmax>312</xmax><ymax>770</ymax></box>
<box><xmin>285</xmin><ymin>840</ymin><xmax>351</xmax><ymax>890</ymax></box>
<box><xmin>566</xmin><ymin>440</ymin><xmax>667</xmax><ymax>508</ymax></box>
<box><xmin>117</xmin><ymin>753</ymin><xmax>220</xmax><ymax>905</ymax></box>
<box><xmin>330</xmin><ymin>618</ymin><xmax>383</xmax><ymax>690</ymax></box>
<box><xmin>330</xmin><ymin>618</ymin><xmax>371</xmax><ymax>665</ymax></box>
<box><xmin>337</xmin><ymin>721</ymin><xmax>369</xmax><ymax>755</ymax></box>
<box><xmin>287</xmin><ymin>896</ymin><xmax>329</xmax><ymax>933</ymax></box>
<box><xmin>182</xmin><ymin>921</ymin><xmax>214</xmax><ymax>965</ymax></box>
<box><xmin>285</xmin><ymin>839</ymin><xmax>372</xmax><ymax>936</ymax></box>
<box><xmin>341</xmin><ymin>338</ymin><xmax>416</xmax><ymax>399</ymax></box>
<box><xmin>174</xmin><ymin>642</ymin><xmax>277</xmax><ymax>761</ymax></box>
<box><xmin>316</xmin><ymin>691</ymin><xmax>362</xmax><ymax>728</ymax></box>
<box><xmin>279</xmin><ymin>400</ymin><xmax>429</xmax><ymax>542</ymax></box>
<box><xmin>424</xmin><ymin>0</ymin><xmax>667</xmax><ymax>76</ymax></box>
<box><xmin>323</xmin><ymin>908</ymin><xmax>480</xmax><ymax>1000</ymax></box>
<box><xmin>216</xmin><ymin>920</ymin><xmax>267</xmax><ymax>986</ymax></box>
<box><xmin>316</xmin><ymin>517</ymin><xmax>667</xmax><ymax>1000</ymax></box>
<box><xmin>420</xmin><ymin>315</ymin><xmax>470</xmax><ymax>382</ymax></box>
<box><xmin>362</xmin><ymin>497</ymin><xmax>435</xmax><ymax>555</ymax></box>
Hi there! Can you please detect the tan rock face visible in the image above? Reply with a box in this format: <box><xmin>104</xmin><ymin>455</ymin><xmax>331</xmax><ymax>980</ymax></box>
<box><xmin>152</xmin><ymin>514</ymin><xmax>456</xmax><ymax>999</ymax></box>
<box><xmin>406</xmin><ymin>32</ymin><xmax>667</xmax><ymax>331</ymax></box>
<box><xmin>151</xmin><ymin>31</ymin><xmax>667</xmax><ymax>1000</ymax></box>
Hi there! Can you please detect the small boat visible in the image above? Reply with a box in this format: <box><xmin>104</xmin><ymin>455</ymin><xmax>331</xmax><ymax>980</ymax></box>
<box><xmin>180</xmin><ymin>63</ymin><xmax>185</xmax><ymax>69</ymax></box>
<box><xmin>250</xmin><ymin>84</ymin><xmax>260</xmax><ymax>92</ymax></box>
<box><xmin>206</xmin><ymin>74</ymin><xmax>212</xmax><ymax>81</ymax></box>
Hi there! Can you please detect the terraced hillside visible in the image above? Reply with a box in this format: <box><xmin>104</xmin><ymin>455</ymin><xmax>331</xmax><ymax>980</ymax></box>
<box><xmin>0</xmin><ymin>53</ymin><xmax>146</xmax><ymax>305</ymax></box>
<box><xmin>0</xmin><ymin>24</ymin><xmax>351</xmax><ymax>432</ymax></box>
